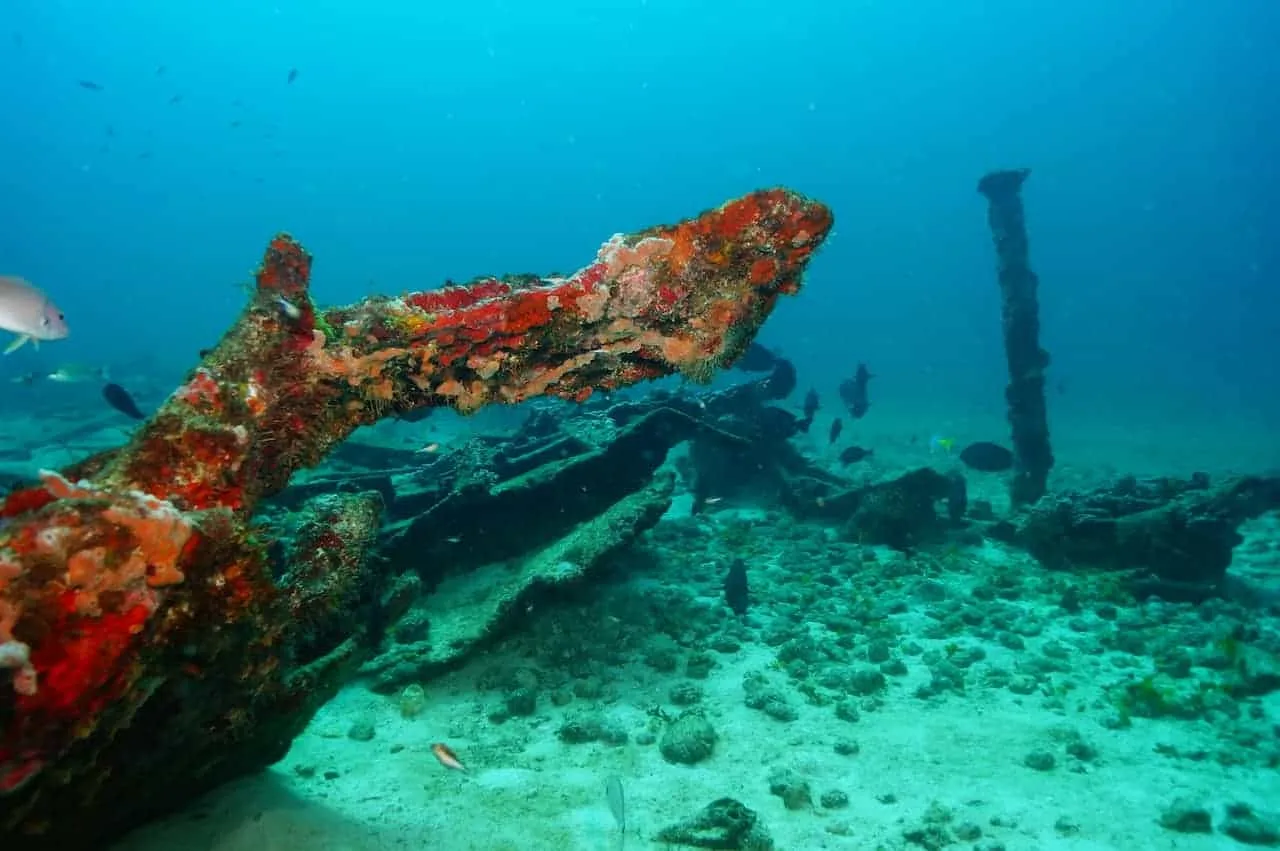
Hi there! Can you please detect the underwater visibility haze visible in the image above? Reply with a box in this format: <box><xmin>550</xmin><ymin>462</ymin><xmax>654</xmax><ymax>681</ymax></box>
<box><xmin>1</xmin><ymin>1</ymin><xmax>1279</xmax><ymax>850</ymax></box>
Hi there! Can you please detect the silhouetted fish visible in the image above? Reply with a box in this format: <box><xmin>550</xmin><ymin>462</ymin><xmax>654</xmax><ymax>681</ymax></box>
<box><xmin>958</xmin><ymin>441</ymin><xmax>1014</xmax><ymax>472</ymax></box>
<box><xmin>734</xmin><ymin>342</ymin><xmax>779</xmax><ymax>373</ymax></box>
<box><xmin>838</xmin><ymin>363</ymin><xmax>873</xmax><ymax>419</ymax></box>
<box><xmin>759</xmin><ymin>357</ymin><xmax>796</xmax><ymax>401</ymax></box>
<box><xmin>758</xmin><ymin>406</ymin><xmax>801</xmax><ymax>441</ymax></box>
<box><xmin>802</xmin><ymin>388</ymin><xmax>819</xmax><ymax>420</ymax></box>
<box><xmin>828</xmin><ymin>418</ymin><xmax>843</xmax><ymax>444</ymax></box>
<box><xmin>798</xmin><ymin>388</ymin><xmax>819</xmax><ymax>433</ymax></box>
<box><xmin>77</xmin><ymin>80</ymin><xmax>104</xmax><ymax>91</ymax></box>
<box><xmin>724</xmin><ymin>558</ymin><xmax>749</xmax><ymax>616</ymax></box>
<box><xmin>287</xmin><ymin>67</ymin><xmax>298</xmax><ymax>84</ymax></box>
<box><xmin>839</xmin><ymin>446</ymin><xmax>873</xmax><ymax>464</ymax></box>
<box><xmin>102</xmin><ymin>382</ymin><xmax>145</xmax><ymax>420</ymax></box>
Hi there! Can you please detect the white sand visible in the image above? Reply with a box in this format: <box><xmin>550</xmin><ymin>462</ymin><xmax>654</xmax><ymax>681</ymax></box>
<box><xmin>116</xmin><ymin>533</ymin><xmax>1278</xmax><ymax>851</ymax></box>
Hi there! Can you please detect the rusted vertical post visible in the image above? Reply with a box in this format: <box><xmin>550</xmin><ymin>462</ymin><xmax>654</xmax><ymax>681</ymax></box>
<box><xmin>978</xmin><ymin>168</ymin><xmax>1053</xmax><ymax>506</ymax></box>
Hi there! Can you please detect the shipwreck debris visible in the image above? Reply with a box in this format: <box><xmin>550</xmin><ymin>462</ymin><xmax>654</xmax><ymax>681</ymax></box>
<box><xmin>0</xmin><ymin>188</ymin><xmax>834</xmax><ymax>849</ymax></box>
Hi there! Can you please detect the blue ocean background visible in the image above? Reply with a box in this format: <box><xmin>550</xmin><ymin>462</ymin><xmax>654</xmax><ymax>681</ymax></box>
<box><xmin>2</xmin><ymin>0</ymin><xmax>1277</xmax><ymax>469</ymax></box>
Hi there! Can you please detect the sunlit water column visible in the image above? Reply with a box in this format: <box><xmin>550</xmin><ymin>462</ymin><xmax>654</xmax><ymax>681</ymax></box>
<box><xmin>977</xmin><ymin>168</ymin><xmax>1054</xmax><ymax>506</ymax></box>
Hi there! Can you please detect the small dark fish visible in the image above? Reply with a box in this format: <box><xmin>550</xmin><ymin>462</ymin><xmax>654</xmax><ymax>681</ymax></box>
<box><xmin>802</xmin><ymin>388</ymin><xmax>819</xmax><ymax>420</ymax></box>
<box><xmin>229</xmin><ymin>120</ymin><xmax>242</xmax><ymax>129</ymax></box>
<box><xmin>102</xmin><ymin>383</ymin><xmax>145</xmax><ymax>420</ymax></box>
<box><xmin>724</xmin><ymin>558</ymin><xmax>749</xmax><ymax>616</ymax></box>
<box><xmin>758</xmin><ymin>405</ymin><xmax>801</xmax><ymax>441</ymax></box>
<box><xmin>958</xmin><ymin>441</ymin><xmax>1014</xmax><ymax>472</ymax></box>
<box><xmin>839</xmin><ymin>446</ymin><xmax>873</xmax><ymax>464</ymax></box>
<box><xmin>796</xmin><ymin>388</ymin><xmax>819</xmax><ymax>433</ymax></box>
<box><xmin>734</xmin><ymin>342</ymin><xmax>779</xmax><ymax>373</ymax></box>
<box><xmin>287</xmin><ymin>67</ymin><xmax>298</xmax><ymax>84</ymax></box>
<box><xmin>155</xmin><ymin>64</ymin><xmax>166</xmax><ymax>76</ymax></box>
<box><xmin>838</xmin><ymin>363</ymin><xmax>873</xmax><ymax>419</ymax></box>
<box><xmin>77</xmin><ymin>80</ymin><xmax>104</xmax><ymax>91</ymax></box>
<box><xmin>168</xmin><ymin>94</ymin><xmax>182</xmax><ymax>105</ymax></box>
<box><xmin>759</xmin><ymin>356</ymin><xmax>796</xmax><ymax>401</ymax></box>
<box><xmin>828</xmin><ymin>418</ymin><xmax>843</xmax><ymax>444</ymax></box>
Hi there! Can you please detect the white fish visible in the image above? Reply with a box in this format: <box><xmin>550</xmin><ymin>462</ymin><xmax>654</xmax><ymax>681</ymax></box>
<box><xmin>0</xmin><ymin>276</ymin><xmax>69</xmax><ymax>354</ymax></box>
<box><xmin>47</xmin><ymin>363</ymin><xmax>108</xmax><ymax>383</ymax></box>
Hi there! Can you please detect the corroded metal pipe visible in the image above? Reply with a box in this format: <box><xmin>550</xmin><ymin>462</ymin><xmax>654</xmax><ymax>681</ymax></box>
<box><xmin>978</xmin><ymin>168</ymin><xmax>1053</xmax><ymax>506</ymax></box>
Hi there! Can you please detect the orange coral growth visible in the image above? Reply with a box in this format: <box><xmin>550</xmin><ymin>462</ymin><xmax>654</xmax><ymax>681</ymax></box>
<box><xmin>175</xmin><ymin>369</ymin><xmax>223</xmax><ymax>414</ymax></box>
<box><xmin>406</xmin><ymin>278</ymin><xmax>510</xmax><ymax>313</ymax></box>
<box><xmin>499</xmin><ymin>291</ymin><xmax>555</xmax><ymax>335</ymax></box>
<box><xmin>0</xmin><ymin>488</ymin><xmax>54</xmax><ymax>519</ymax></box>
<box><xmin>749</xmin><ymin>257</ymin><xmax>780</xmax><ymax>286</ymax></box>
<box><xmin>710</xmin><ymin>191</ymin><xmax>766</xmax><ymax>239</ymax></box>
<box><xmin>100</xmin><ymin>503</ymin><xmax>192</xmax><ymax>589</ymax></box>
<box><xmin>18</xmin><ymin>597</ymin><xmax>151</xmax><ymax>717</ymax></box>
<box><xmin>256</xmin><ymin>235</ymin><xmax>313</xmax><ymax>298</ymax></box>
<box><xmin>129</xmin><ymin>426</ymin><xmax>250</xmax><ymax>511</ymax></box>
<box><xmin>599</xmin><ymin>235</ymin><xmax>675</xmax><ymax>277</ymax></box>
<box><xmin>665</xmin><ymin>223</ymin><xmax>700</xmax><ymax>270</ymax></box>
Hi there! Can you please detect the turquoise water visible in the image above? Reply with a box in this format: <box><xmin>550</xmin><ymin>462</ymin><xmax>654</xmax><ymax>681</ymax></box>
<box><xmin>2</xmin><ymin>2</ymin><xmax>1278</xmax><ymax>850</ymax></box>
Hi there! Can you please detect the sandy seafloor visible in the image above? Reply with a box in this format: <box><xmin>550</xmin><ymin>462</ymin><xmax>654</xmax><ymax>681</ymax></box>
<box><xmin>3</xmin><ymin>397</ymin><xmax>1279</xmax><ymax>851</ymax></box>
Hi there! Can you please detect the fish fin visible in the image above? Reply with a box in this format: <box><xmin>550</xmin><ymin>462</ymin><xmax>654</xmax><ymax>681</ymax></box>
<box><xmin>3</xmin><ymin>335</ymin><xmax>30</xmax><ymax>355</ymax></box>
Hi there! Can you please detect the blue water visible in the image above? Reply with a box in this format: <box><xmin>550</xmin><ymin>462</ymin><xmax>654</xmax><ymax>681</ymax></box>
<box><xmin>3</xmin><ymin>6</ymin><xmax>1280</xmax><ymax>849</ymax></box>
<box><xmin>2</xmin><ymin>0</ymin><xmax>1278</xmax><ymax>441</ymax></box>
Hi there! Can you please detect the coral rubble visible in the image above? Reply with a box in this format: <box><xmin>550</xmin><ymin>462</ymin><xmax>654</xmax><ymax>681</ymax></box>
<box><xmin>1013</xmin><ymin>473</ymin><xmax>1280</xmax><ymax>598</ymax></box>
<box><xmin>0</xmin><ymin>188</ymin><xmax>832</xmax><ymax>848</ymax></box>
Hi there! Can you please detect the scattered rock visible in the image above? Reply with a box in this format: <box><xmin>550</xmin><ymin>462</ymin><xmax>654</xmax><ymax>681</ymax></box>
<box><xmin>743</xmin><ymin>672</ymin><xmax>798</xmax><ymax>722</ymax></box>
<box><xmin>820</xmin><ymin>790</ymin><xmax>849</xmax><ymax>809</ymax></box>
<box><xmin>659</xmin><ymin>710</ymin><xmax>717</xmax><ymax>764</ymax></box>
<box><xmin>1159</xmin><ymin>797</ymin><xmax>1212</xmax><ymax>834</ymax></box>
<box><xmin>655</xmin><ymin>797</ymin><xmax>774</xmax><ymax>850</ymax></box>
<box><xmin>766</xmin><ymin>768</ymin><xmax>812</xmax><ymax>810</ymax></box>
<box><xmin>1054</xmin><ymin>815</ymin><xmax>1080</xmax><ymax>835</ymax></box>
<box><xmin>346</xmin><ymin>720</ymin><xmax>376</xmax><ymax>741</ymax></box>
<box><xmin>504</xmin><ymin>687</ymin><xmax>537</xmax><ymax>717</ymax></box>
<box><xmin>1222</xmin><ymin>802</ymin><xmax>1280</xmax><ymax>846</ymax></box>
<box><xmin>557</xmin><ymin>713</ymin><xmax>627</xmax><ymax>746</ymax></box>
<box><xmin>903</xmin><ymin>801</ymin><xmax>954</xmax><ymax>849</ymax></box>
<box><xmin>670</xmin><ymin>682</ymin><xmax>704</xmax><ymax>705</ymax></box>
<box><xmin>833</xmin><ymin>738</ymin><xmax>861</xmax><ymax>756</ymax></box>
<box><xmin>848</xmin><ymin>667</ymin><xmax>887</xmax><ymax>695</ymax></box>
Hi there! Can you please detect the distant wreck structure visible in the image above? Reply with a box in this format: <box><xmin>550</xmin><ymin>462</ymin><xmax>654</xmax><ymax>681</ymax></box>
<box><xmin>978</xmin><ymin>168</ymin><xmax>1053</xmax><ymax>506</ymax></box>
